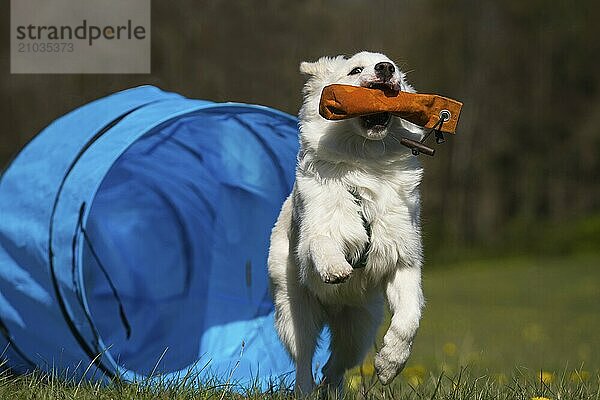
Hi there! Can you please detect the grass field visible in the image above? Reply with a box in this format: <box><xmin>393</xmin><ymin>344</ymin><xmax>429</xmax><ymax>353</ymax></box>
<box><xmin>410</xmin><ymin>252</ymin><xmax>600</xmax><ymax>373</ymax></box>
<box><xmin>346</xmin><ymin>252</ymin><xmax>600</xmax><ymax>399</ymax></box>
<box><xmin>1</xmin><ymin>253</ymin><xmax>599</xmax><ymax>399</ymax></box>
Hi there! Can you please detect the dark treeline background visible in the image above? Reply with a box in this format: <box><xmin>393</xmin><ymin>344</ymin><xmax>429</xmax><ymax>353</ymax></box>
<box><xmin>1</xmin><ymin>0</ymin><xmax>598</xmax><ymax>257</ymax></box>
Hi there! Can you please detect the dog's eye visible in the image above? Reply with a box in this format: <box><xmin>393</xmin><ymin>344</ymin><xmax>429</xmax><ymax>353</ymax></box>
<box><xmin>348</xmin><ymin>67</ymin><xmax>363</xmax><ymax>75</ymax></box>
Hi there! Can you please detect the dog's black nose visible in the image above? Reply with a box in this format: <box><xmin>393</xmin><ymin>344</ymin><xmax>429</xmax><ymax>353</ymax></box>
<box><xmin>374</xmin><ymin>62</ymin><xmax>395</xmax><ymax>80</ymax></box>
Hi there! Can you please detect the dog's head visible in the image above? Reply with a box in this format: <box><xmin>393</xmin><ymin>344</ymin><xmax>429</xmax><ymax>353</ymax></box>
<box><xmin>299</xmin><ymin>51</ymin><xmax>423</xmax><ymax>162</ymax></box>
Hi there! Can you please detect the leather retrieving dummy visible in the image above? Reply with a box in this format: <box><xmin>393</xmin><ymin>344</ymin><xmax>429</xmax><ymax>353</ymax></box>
<box><xmin>319</xmin><ymin>84</ymin><xmax>463</xmax><ymax>134</ymax></box>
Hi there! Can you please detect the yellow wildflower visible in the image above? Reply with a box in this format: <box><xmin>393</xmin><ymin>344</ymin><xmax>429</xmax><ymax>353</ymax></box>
<box><xmin>401</xmin><ymin>365</ymin><xmax>426</xmax><ymax>386</ymax></box>
<box><xmin>570</xmin><ymin>370</ymin><xmax>590</xmax><ymax>383</ymax></box>
<box><xmin>407</xmin><ymin>375</ymin><xmax>421</xmax><ymax>387</ymax></box>
<box><xmin>347</xmin><ymin>375</ymin><xmax>361</xmax><ymax>391</ymax></box>
<box><xmin>531</xmin><ymin>397</ymin><xmax>551</xmax><ymax>400</ymax></box>
<box><xmin>360</xmin><ymin>361</ymin><xmax>375</xmax><ymax>376</ymax></box>
<box><xmin>540</xmin><ymin>371</ymin><xmax>554</xmax><ymax>384</ymax></box>
<box><xmin>442</xmin><ymin>342</ymin><xmax>457</xmax><ymax>356</ymax></box>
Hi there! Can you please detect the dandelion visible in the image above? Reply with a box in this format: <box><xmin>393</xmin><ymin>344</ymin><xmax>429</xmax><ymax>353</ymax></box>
<box><xmin>570</xmin><ymin>370</ymin><xmax>590</xmax><ymax>383</ymax></box>
<box><xmin>531</xmin><ymin>397</ymin><xmax>551</xmax><ymax>400</ymax></box>
<box><xmin>360</xmin><ymin>361</ymin><xmax>375</xmax><ymax>377</ymax></box>
<box><xmin>401</xmin><ymin>365</ymin><xmax>426</xmax><ymax>386</ymax></box>
<box><xmin>407</xmin><ymin>375</ymin><xmax>421</xmax><ymax>387</ymax></box>
<box><xmin>540</xmin><ymin>371</ymin><xmax>554</xmax><ymax>384</ymax></box>
<box><xmin>347</xmin><ymin>375</ymin><xmax>361</xmax><ymax>391</ymax></box>
<box><xmin>442</xmin><ymin>342</ymin><xmax>457</xmax><ymax>356</ymax></box>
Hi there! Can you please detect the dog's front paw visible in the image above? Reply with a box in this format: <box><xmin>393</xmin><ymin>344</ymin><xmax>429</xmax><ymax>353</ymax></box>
<box><xmin>321</xmin><ymin>262</ymin><xmax>353</xmax><ymax>284</ymax></box>
<box><xmin>374</xmin><ymin>344</ymin><xmax>410</xmax><ymax>385</ymax></box>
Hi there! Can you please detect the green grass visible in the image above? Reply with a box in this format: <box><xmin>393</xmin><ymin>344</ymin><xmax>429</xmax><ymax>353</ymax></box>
<box><xmin>411</xmin><ymin>252</ymin><xmax>600</xmax><ymax>372</ymax></box>
<box><xmin>1</xmin><ymin>253</ymin><xmax>599</xmax><ymax>399</ymax></box>
<box><xmin>0</xmin><ymin>367</ymin><xmax>598</xmax><ymax>400</ymax></box>
<box><xmin>346</xmin><ymin>252</ymin><xmax>600</xmax><ymax>399</ymax></box>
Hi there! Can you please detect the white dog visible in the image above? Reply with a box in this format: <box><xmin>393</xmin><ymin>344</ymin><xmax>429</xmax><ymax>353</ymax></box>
<box><xmin>268</xmin><ymin>51</ymin><xmax>425</xmax><ymax>393</ymax></box>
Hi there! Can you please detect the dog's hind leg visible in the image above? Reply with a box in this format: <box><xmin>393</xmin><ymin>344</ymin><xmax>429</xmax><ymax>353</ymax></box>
<box><xmin>272</xmin><ymin>275</ymin><xmax>324</xmax><ymax>394</ymax></box>
<box><xmin>321</xmin><ymin>297</ymin><xmax>384</xmax><ymax>392</ymax></box>
<box><xmin>269</xmin><ymin>196</ymin><xmax>324</xmax><ymax>394</ymax></box>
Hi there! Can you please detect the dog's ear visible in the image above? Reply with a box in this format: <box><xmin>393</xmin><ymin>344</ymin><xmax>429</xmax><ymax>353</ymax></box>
<box><xmin>299</xmin><ymin>60</ymin><xmax>326</xmax><ymax>77</ymax></box>
<box><xmin>300</xmin><ymin>55</ymin><xmax>346</xmax><ymax>79</ymax></box>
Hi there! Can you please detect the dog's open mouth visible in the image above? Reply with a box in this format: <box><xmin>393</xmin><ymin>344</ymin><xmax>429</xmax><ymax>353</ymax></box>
<box><xmin>360</xmin><ymin>112</ymin><xmax>391</xmax><ymax>130</ymax></box>
<box><xmin>366</xmin><ymin>82</ymin><xmax>397</xmax><ymax>92</ymax></box>
<box><xmin>358</xmin><ymin>81</ymin><xmax>396</xmax><ymax>131</ymax></box>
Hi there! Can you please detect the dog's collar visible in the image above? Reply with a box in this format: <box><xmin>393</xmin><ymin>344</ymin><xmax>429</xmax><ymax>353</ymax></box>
<box><xmin>347</xmin><ymin>188</ymin><xmax>371</xmax><ymax>269</ymax></box>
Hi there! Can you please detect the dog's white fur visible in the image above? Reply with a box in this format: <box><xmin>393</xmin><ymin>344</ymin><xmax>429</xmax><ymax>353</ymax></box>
<box><xmin>268</xmin><ymin>51</ymin><xmax>425</xmax><ymax>393</ymax></box>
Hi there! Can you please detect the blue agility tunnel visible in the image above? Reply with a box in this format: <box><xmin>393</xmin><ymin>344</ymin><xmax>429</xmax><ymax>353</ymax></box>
<box><xmin>0</xmin><ymin>86</ymin><xmax>328</xmax><ymax>388</ymax></box>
